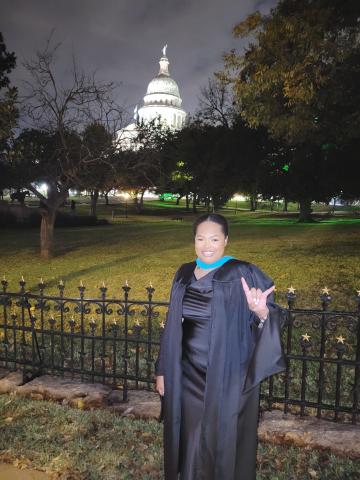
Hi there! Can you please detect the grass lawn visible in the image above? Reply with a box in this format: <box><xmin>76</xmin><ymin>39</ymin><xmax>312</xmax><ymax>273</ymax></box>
<box><xmin>0</xmin><ymin>201</ymin><xmax>359</xmax><ymax>310</ymax></box>
<box><xmin>0</xmin><ymin>394</ymin><xmax>359</xmax><ymax>480</ymax></box>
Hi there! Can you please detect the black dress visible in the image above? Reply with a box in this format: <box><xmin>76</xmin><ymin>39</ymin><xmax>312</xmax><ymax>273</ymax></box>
<box><xmin>156</xmin><ymin>260</ymin><xmax>286</xmax><ymax>480</ymax></box>
<box><xmin>180</xmin><ymin>268</ymin><xmax>218</xmax><ymax>480</ymax></box>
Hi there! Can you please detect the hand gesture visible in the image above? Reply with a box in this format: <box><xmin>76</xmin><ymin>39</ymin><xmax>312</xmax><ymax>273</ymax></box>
<box><xmin>240</xmin><ymin>277</ymin><xmax>275</xmax><ymax>320</ymax></box>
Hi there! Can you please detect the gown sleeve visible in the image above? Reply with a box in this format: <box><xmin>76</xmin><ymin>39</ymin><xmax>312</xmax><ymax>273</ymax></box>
<box><xmin>154</xmin><ymin>267</ymin><xmax>181</xmax><ymax>376</ymax></box>
<box><xmin>242</xmin><ymin>263</ymin><xmax>286</xmax><ymax>393</ymax></box>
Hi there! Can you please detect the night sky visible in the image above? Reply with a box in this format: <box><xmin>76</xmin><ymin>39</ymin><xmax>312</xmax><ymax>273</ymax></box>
<box><xmin>2</xmin><ymin>0</ymin><xmax>276</xmax><ymax>120</ymax></box>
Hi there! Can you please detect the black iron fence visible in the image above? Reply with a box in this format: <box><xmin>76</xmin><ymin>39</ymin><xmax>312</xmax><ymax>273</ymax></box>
<box><xmin>0</xmin><ymin>278</ymin><xmax>359</xmax><ymax>424</ymax></box>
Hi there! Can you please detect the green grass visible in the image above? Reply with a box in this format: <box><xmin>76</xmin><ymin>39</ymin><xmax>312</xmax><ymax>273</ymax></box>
<box><xmin>0</xmin><ymin>394</ymin><xmax>359</xmax><ymax>479</ymax></box>
<box><xmin>0</xmin><ymin>202</ymin><xmax>359</xmax><ymax>310</ymax></box>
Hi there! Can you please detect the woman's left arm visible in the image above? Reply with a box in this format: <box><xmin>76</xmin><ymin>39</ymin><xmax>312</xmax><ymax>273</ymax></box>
<box><xmin>241</xmin><ymin>264</ymin><xmax>287</xmax><ymax>392</ymax></box>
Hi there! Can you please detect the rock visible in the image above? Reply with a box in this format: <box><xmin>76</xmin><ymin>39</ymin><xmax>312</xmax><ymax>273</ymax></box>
<box><xmin>107</xmin><ymin>389</ymin><xmax>124</xmax><ymax>405</ymax></box>
<box><xmin>107</xmin><ymin>390</ymin><xmax>161</xmax><ymax>419</ymax></box>
<box><xmin>0</xmin><ymin>367</ymin><xmax>11</xmax><ymax>380</ymax></box>
<box><xmin>258</xmin><ymin>410</ymin><xmax>360</xmax><ymax>458</ymax></box>
<box><xmin>0</xmin><ymin>370</ymin><xmax>24</xmax><ymax>393</ymax></box>
<box><xmin>15</xmin><ymin>374</ymin><xmax>112</xmax><ymax>408</ymax></box>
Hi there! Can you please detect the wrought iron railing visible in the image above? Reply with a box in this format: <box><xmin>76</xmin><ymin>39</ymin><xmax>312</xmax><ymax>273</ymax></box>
<box><xmin>0</xmin><ymin>278</ymin><xmax>359</xmax><ymax>424</ymax></box>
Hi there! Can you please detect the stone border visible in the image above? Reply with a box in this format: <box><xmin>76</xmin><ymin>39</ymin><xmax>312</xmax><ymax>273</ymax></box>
<box><xmin>1</xmin><ymin>368</ymin><xmax>359</xmax><ymax>458</ymax></box>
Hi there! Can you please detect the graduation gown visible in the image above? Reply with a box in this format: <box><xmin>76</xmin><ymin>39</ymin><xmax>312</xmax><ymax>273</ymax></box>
<box><xmin>155</xmin><ymin>259</ymin><xmax>286</xmax><ymax>480</ymax></box>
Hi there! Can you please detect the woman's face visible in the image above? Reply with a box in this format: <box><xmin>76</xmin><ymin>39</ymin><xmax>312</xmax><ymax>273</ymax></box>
<box><xmin>194</xmin><ymin>220</ymin><xmax>228</xmax><ymax>264</ymax></box>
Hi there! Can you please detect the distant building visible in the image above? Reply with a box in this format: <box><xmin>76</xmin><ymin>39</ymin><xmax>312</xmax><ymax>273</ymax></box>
<box><xmin>116</xmin><ymin>45</ymin><xmax>186</xmax><ymax>149</ymax></box>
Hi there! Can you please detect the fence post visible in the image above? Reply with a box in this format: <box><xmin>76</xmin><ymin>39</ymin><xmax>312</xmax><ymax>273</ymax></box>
<box><xmin>122</xmin><ymin>281</ymin><xmax>131</xmax><ymax>402</ymax></box>
<box><xmin>284</xmin><ymin>287</ymin><xmax>296</xmax><ymax>414</ymax></box>
<box><xmin>352</xmin><ymin>295</ymin><xmax>360</xmax><ymax>424</ymax></box>
<box><xmin>317</xmin><ymin>289</ymin><xmax>332</xmax><ymax>419</ymax></box>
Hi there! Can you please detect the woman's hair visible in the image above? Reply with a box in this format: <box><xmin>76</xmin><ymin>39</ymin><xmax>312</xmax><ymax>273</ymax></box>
<box><xmin>193</xmin><ymin>213</ymin><xmax>229</xmax><ymax>237</ymax></box>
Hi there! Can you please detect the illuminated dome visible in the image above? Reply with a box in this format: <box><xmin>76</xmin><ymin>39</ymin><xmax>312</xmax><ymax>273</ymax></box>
<box><xmin>116</xmin><ymin>45</ymin><xmax>186</xmax><ymax>150</ymax></box>
<box><xmin>145</xmin><ymin>76</ymin><xmax>181</xmax><ymax>103</ymax></box>
<box><xmin>138</xmin><ymin>45</ymin><xmax>186</xmax><ymax>128</ymax></box>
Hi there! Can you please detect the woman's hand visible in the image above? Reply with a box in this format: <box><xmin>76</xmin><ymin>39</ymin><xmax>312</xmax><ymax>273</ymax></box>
<box><xmin>156</xmin><ymin>375</ymin><xmax>165</xmax><ymax>396</ymax></box>
<box><xmin>241</xmin><ymin>277</ymin><xmax>275</xmax><ymax>321</ymax></box>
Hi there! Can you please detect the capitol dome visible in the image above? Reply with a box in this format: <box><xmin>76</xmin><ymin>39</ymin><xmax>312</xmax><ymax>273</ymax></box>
<box><xmin>146</xmin><ymin>75</ymin><xmax>180</xmax><ymax>98</ymax></box>
<box><xmin>138</xmin><ymin>45</ymin><xmax>186</xmax><ymax>128</ymax></box>
<box><xmin>116</xmin><ymin>45</ymin><xmax>186</xmax><ymax>150</ymax></box>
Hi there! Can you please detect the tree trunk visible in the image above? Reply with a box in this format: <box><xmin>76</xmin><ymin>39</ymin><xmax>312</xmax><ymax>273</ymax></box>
<box><xmin>134</xmin><ymin>190</ymin><xmax>142</xmax><ymax>214</ymax></box>
<box><xmin>139</xmin><ymin>189</ymin><xmax>145</xmax><ymax>212</ymax></box>
<box><xmin>40</xmin><ymin>207</ymin><xmax>57</xmax><ymax>259</ymax></box>
<box><xmin>90</xmin><ymin>189</ymin><xmax>99</xmax><ymax>217</ymax></box>
<box><xmin>192</xmin><ymin>194</ymin><xmax>197</xmax><ymax>213</ymax></box>
<box><xmin>298</xmin><ymin>198</ymin><xmax>313</xmax><ymax>222</ymax></box>
<box><xmin>104</xmin><ymin>192</ymin><xmax>109</xmax><ymax>205</ymax></box>
<box><xmin>176</xmin><ymin>195</ymin><xmax>182</xmax><ymax>206</ymax></box>
<box><xmin>207</xmin><ymin>199</ymin><xmax>211</xmax><ymax>213</ymax></box>
<box><xmin>185</xmin><ymin>194</ymin><xmax>190</xmax><ymax>211</ymax></box>
<box><xmin>250</xmin><ymin>194</ymin><xmax>257</xmax><ymax>211</ymax></box>
<box><xmin>283</xmin><ymin>197</ymin><xmax>288</xmax><ymax>212</ymax></box>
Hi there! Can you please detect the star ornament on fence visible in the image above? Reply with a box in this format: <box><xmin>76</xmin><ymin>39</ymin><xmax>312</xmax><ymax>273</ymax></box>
<box><xmin>287</xmin><ymin>286</ymin><xmax>296</xmax><ymax>294</ymax></box>
<box><xmin>301</xmin><ymin>333</ymin><xmax>311</xmax><ymax>342</ymax></box>
<box><xmin>336</xmin><ymin>335</ymin><xmax>345</xmax><ymax>344</ymax></box>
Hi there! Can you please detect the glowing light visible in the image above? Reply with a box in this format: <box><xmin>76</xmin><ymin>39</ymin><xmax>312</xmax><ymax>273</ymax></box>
<box><xmin>39</xmin><ymin>183</ymin><xmax>48</xmax><ymax>195</ymax></box>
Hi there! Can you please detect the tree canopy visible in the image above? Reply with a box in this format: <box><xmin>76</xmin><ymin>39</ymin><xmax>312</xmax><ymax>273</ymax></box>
<box><xmin>220</xmin><ymin>0</ymin><xmax>360</xmax><ymax>220</ymax></box>
<box><xmin>0</xmin><ymin>32</ymin><xmax>17</xmax><ymax>170</ymax></box>
<box><xmin>222</xmin><ymin>0</ymin><xmax>360</xmax><ymax>147</ymax></box>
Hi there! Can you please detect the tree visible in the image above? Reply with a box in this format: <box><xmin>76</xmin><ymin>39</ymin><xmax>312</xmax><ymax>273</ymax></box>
<box><xmin>11</xmin><ymin>128</ymin><xmax>81</xmax><ymax>255</ymax></box>
<box><xmin>161</xmin><ymin>121</ymin><xmax>255</xmax><ymax>212</ymax></box>
<box><xmin>0</xmin><ymin>32</ymin><xmax>18</xmax><ymax>192</ymax></box>
<box><xmin>0</xmin><ymin>33</ymin><xmax>17</xmax><ymax>148</ymax></box>
<box><xmin>115</xmin><ymin>120</ymin><xmax>172</xmax><ymax>213</ymax></box>
<box><xmin>196</xmin><ymin>77</ymin><xmax>235</xmax><ymax>128</ymax></box>
<box><xmin>7</xmin><ymin>39</ymin><xmax>123</xmax><ymax>257</ymax></box>
<box><xmin>222</xmin><ymin>0</ymin><xmax>360</xmax><ymax>220</ymax></box>
<box><xmin>79</xmin><ymin>122</ymin><xmax>115</xmax><ymax>216</ymax></box>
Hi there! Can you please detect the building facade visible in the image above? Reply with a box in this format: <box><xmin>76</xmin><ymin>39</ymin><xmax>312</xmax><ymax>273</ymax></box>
<box><xmin>117</xmin><ymin>45</ymin><xmax>186</xmax><ymax>149</ymax></box>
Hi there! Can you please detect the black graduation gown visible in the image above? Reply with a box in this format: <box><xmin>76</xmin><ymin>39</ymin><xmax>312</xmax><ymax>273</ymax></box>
<box><xmin>155</xmin><ymin>259</ymin><xmax>286</xmax><ymax>480</ymax></box>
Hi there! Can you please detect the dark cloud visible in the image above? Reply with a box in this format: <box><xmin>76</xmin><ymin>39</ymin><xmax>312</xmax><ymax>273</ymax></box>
<box><xmin>1</xmin><ymin>0</ymin><xmax>277</xmax><ymax>116</ymax></box>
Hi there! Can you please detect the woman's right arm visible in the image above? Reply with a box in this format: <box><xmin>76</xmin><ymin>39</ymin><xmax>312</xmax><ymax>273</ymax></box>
<box><xmin>154</xmin><ymin>266</ymin><xmax>181</xmax><ymax>395</ymax></box>
<box><xmin>156</xmin><ymin>375</ymin><xmax>164</xmax><ymax>396</ymax></box>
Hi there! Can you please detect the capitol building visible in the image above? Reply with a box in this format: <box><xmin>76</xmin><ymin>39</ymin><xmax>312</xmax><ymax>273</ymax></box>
<box><xmin>117</xmin><ymin>45</ymin><xmax>187</xmax><ymax>149</ymax></box>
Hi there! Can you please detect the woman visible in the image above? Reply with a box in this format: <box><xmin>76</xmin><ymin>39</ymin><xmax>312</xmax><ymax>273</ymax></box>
<box><xmin>155</xmin><ymin>214</ymin><xmax>285</xmax><ymax>480</ymax></box>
